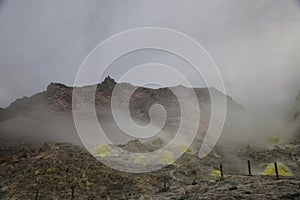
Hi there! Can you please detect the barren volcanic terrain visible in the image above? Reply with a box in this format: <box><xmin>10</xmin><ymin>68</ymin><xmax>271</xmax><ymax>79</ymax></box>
<box><xmin>0</xmin><ymin>77</ymin><xmax>299</xmax><ymax>199</ymax></box>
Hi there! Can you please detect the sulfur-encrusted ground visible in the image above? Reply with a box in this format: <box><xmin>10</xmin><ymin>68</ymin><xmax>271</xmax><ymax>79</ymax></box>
<box><xmin>0</xmin><ymin>141</ymin><xmax>300</xmax><ymax>200</ymax></box>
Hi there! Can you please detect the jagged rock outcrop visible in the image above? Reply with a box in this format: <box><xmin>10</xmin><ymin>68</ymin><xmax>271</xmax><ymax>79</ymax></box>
<box><xmin>46</xmin><ymin>83</ymin><xmax>72</xmax><ymax>111</ymax></box>
<box><xmin>0</xmin><ymin>76</ymin><xmax>245</xmax><ymax>147</ymax></box>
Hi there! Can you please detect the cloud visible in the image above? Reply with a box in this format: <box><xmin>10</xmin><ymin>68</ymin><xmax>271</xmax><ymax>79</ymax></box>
<box><xmin>0</xmin><ymin>0</ymin><xmax>299</xmax><ymax>116</ymax></box>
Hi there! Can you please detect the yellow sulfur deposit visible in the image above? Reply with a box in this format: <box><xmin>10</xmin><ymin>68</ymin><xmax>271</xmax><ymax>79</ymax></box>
<box><xmin>180</xmin><ymin>144</ymin><xmax>195</xmax><ymax>155</ymax></box>
<box><xmin>46</xmin><ymin>168</ymin><xmax>54</xmax><ymax>173</ymax></box>
<box><xmin>268</xmin><ymin>136</ymin><xmax>279</xmax><ymax>145</ymax></box>
<box><xmin>95</xmin><ymin>144</ymin><xmax>112</xmax><ymax>157</ymax></box>
<box><xmin>134</xmin><ymin>155</ymin><xmax>148</xmax><ymax>165</ymax></box>
<box><xmin>211</xmin><ymin>170</ymin><xmax>221</xmax><ymax>177</ymax></box>
<box><xmin>86</xmin><ymin>181</ymin><xmax>91</xmax><ymax>189</ymax></box>
<box><xmin>158</xmin><ymin>150</ymin><xmax>174</xmax><ymax>165</ymax></box>
<box><xmin>262</xmin><ymin>162</ymin><xmax>292</xmax><ymax>176</ymax></box>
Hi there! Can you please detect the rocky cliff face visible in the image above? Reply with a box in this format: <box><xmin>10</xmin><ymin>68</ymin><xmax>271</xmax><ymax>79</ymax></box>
<box><xmin>0</xmin><ymin>77</ymin><xmax>245</xmax><ymax>147</ymax></box>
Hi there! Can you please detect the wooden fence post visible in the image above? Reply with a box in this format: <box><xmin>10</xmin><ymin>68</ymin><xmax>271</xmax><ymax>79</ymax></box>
<box><xmin>220</xmin><ymin>164</ymin><xmax>224</xmax><ymax>180</ymax></box>
<box><xmin>71</xmin><ymin>187</ymin><xmax>75</xmax><ymax>200</ymax></box>
<box><xmin>274</xmin><ymin>162</ymin><xmax>279</xmax><ymax>179</ymax></box>
<box><xmin>35</xmin><ymin>189</ymin><xmax>39</xmax><ymax>200</ymax></box>
<box><xmin>248</xmin><ymin>160</ymin><xmax>252</xmax><ymax>176</ymax></box>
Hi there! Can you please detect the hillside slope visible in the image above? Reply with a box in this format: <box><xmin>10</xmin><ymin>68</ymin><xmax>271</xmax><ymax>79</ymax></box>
<box><xmin>0</xmin><ymin>76</ymin><xmax>245</xmax><ymax>148</ymax></box>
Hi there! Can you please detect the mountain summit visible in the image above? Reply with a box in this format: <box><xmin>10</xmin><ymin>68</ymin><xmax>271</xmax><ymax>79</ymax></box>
<box><xmin>0</xmin><ymin>77</ymin><xmax>244</xmax><ymax>147</ymax></box>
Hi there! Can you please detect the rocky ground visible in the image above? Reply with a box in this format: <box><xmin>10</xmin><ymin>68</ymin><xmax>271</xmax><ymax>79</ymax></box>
<box><xmin>0</xmin><ymin>140</ymin><xmax>300</xmax><ymax>200</ymax></box>
<box><xmin>0</xmin><ymin>78</ymin><xmax>299</xmax><ymax>199</ymax></box>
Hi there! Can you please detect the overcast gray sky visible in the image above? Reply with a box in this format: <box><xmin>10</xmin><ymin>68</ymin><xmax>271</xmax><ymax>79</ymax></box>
<box><xmin>0</xmin><ymin>0</ymin><xmax>300</xmax><ymax>114</ymax></box>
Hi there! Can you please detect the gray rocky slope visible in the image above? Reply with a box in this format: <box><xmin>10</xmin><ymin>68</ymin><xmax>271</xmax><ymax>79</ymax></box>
<box><xmin>1</xmin><ymin>77</ymin><xmax>300</xmax><ymax>199</ymax></box>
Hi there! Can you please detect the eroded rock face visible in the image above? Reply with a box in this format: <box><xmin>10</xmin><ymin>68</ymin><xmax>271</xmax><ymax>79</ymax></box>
<box><xmin>0</xmin><ymin>76</ymin><xmax>246</xmax><ymax>147</ymax></box>
<box><xmin>46</xmin><ymin>83</ymin><xmax>72</xmax><ymax>111</ymax></box>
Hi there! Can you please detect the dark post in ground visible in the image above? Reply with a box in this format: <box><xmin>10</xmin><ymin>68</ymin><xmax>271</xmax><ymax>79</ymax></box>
<box><xmin>71</xmin><ymin>187</ymin><xmax>75</xmax><ymax>200</ymax></box>
<box><xmin>220</xmin><ymin>164</ymin><xmax>224</xmax><ymax>180</ymax></box>
<box><xmin>161</xmin><ymin>176</ymin><xmax>169</xmax><ymax>192</ymax></box>
<box><xmin>191</xmin><ymin>170</ymin><xmax>197</xmax><ymax>185</ymax></box>
<box><xmin>34</xmin><ymin>189</ymin><xmax>39</xmax><ymax>200</ymax></box>
<box><xmin>247</xmin><ymin>160</ymin><xmax>252</xmax><ymax>176</ymax></box>
<box><xmin>274</xmin><ymin>162</ymin><xmax>279</xmax><ymax>179</ymax></box>
<box><xmin>163</xmin><ymin>176</ymin><xmax>167</xmax><ymax>189</ymax></box>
